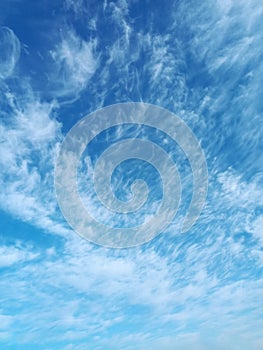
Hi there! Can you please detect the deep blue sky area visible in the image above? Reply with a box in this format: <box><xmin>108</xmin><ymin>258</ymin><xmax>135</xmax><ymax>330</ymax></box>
<box><xmin>0</xmin><ymin>0</ymin><xmax>263</xmax><ymax>349</ymax></box>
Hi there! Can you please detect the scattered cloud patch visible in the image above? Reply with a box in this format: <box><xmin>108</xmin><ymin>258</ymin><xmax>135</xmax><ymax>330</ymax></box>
<box><xmin>0</xmin><ymin>243</ymin><xmax>38</xmax><ymax>268</ymax></box>
<box><xmin>50</xmin><ymin>29</ymin><xmax>99</xmax><ymax>99</ymax></box>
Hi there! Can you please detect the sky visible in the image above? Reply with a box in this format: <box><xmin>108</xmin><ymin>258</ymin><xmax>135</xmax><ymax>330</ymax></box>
<box><xmin>0</xmin><ymin>0</ymin><xmax>263</xmax><ymax>349</ymax></box>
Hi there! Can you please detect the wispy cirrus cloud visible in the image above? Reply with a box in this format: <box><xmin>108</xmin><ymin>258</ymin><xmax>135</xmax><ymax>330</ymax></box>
<box><xmin>0</xmin><ymin>243</ymin><xmax>38</xmax><ymax>267</ymax></box>
<box><xmin>0</xmin><ymin>83</ymin><xmax>69</xmax><ymax>236</ymax></box>
<box><xmin>49</xmin><ymin>29</ymin><xmax>99</xmax><ymax>100</ymax></box>
<box><xmin>0</xmin><ymin>230</ymin><xmax>262</xmax><ymax>349</ymax></box>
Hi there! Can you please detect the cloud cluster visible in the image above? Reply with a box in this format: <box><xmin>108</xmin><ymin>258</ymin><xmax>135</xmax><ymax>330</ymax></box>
<box><xmin>49</xmin><ymin>29</ymin><xmax>99</xmax><ymax>100</ymax></box>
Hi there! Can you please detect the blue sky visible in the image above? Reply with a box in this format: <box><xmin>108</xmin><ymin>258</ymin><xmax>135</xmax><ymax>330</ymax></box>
<box><xmin>0</xmin><ymin>0</ymin><xmax>263</xmax><ymax>349</ymax></box>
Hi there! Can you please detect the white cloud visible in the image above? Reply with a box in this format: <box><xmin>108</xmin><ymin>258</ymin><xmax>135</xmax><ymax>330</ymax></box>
<box><xmin>0</xmin><ymin>88</ymin><xmax>70</xmax><ymax>236</ymax></box>
<box><xmin>216</xmin><ymin>169</ymin><xmax>263</xmax><ymax>208</ymax></box>
<box><xmin>248</xmin><ymin>215</ymin><xmax>263</xmax><ymax>247</ymax></box>
<box><xmin>0</xmin><ymin>244</ymin><xmax>38</xmax><ymax>267</ymax></box>
<box><xmin>49</xmin><ymin>29</ymin><xmax>99</xmax><ymax>99</ymax></box>
<box><xmin>0</xmin><ymin>235</ymin><xmax>262</xmax><ymax>348</ymax></box>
